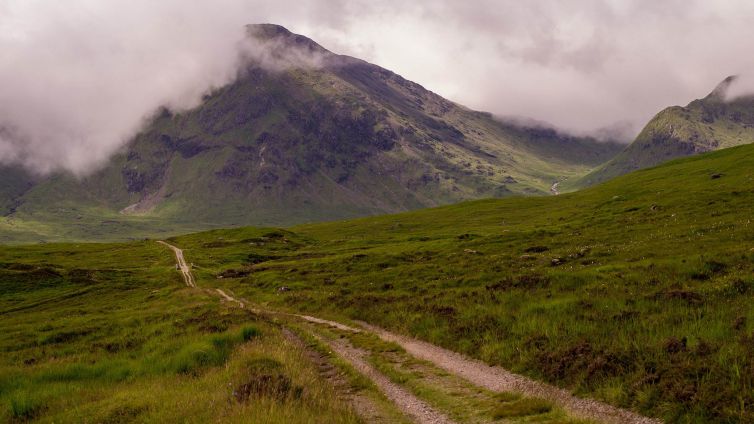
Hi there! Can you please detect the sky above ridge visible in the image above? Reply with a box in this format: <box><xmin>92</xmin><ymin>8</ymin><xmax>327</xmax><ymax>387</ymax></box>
<box><xmin>2</xmin><ymin>0</ymin><xmax>754</xmax><ymax>174</ymax></box>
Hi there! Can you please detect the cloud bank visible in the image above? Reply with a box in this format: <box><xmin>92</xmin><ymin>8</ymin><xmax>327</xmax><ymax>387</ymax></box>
<box><xmin>2</xmin><ymin>0</ymin><xmax>754</xmax><ymax>175</ymax></box>
<box><xmin>0</xmin><ymin>1</ymin><xmax>259</xmax><ymax>175</ymax></box>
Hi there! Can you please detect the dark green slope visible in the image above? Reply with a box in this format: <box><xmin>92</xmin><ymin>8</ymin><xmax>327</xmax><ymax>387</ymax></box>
<box><xmin>3</xmin><ymin>24</ymin><xmax>622</xmax><ymax>241</ymax></box>
<box><xmin>0</xmin><ymin>166</ymin><xmax>35</xmax><ymax>215</ymax></box>
<box><xmin>568</xmin><ymin>76</ymin><xmax>754</xmax><ymax>189</ymax></box>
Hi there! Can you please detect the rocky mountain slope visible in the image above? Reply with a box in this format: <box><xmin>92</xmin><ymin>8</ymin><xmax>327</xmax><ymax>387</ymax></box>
<box><xmin>0</xmin><ymin>166</ymin><xmax>35</xmax><ymax>216</ymax></box>
<box><xmin>570</xmin><ymin>76</ymin><xmax>754</xmax><ymax>189</ymax></box>
<box><xmin>0</xmin><ymin>24</ymin><xmax>622</xmax><ymax>241</ymax></box>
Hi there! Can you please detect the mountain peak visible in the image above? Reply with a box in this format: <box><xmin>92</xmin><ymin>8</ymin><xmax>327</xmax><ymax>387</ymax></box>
<box><xmin>706</xmin><ymin>75</ymin><xmax>738</xmax><ymax>101</ymax></box>
<box><xmin>245</xmin><ymin>23</ymin><xmax>331</xmax><ymax>55</ymax></box>
<box><xmin>246</xmin><ymin>23</ymin><xmax>292</xmax><ymax>37</ymax></box>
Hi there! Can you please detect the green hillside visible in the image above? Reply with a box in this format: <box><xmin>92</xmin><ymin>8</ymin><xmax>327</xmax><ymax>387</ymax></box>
<box><xmin>0</xmin><ymin>241</ymin><xmax>396</xmax><ymax>423</ymax></box>
<box><xmin>161</xmin><ymin>142</ymin><xmax>754</xmax><ymax>422</ymax></box>
<box><xmin>5</xmin><ymin>140</ymin><xmax>754</xmax><ymax>421</ymax></box>
<box><xmin>0</xmin><ymin>229</ymin><xmax>582</xmax><ymax>422</ymax></box>
<box><xmin>566</xmin><ymin>76</ymin><xmax>754</xmax><ymax>190</ymax></box>
<box><xmin>0</xmin><ymin>24</ymin><xmax>621</xmax><ymax>242</ymax></box>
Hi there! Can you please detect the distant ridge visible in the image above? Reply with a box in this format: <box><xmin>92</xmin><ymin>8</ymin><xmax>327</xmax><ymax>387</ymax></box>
<box><xmin>569</xmin><ymin>76</ymin><xmax>754</xmax><ymax>189</ymax></box>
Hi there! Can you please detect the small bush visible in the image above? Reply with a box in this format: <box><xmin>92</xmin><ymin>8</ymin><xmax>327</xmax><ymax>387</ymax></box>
<box><xmin>246</xmin><ymin>253</ymin><xmax>276</xmax><ymax>264</ymax></box>
<box><xmin>493</xmin><ymin>397</ymin><xmax>552</xmax><ymax>418</ymax></box>
<box><xmin>664</xmin><ymin>336</ymin><xmax>687</xmax><ymax>354</ymax></box>
<box><xmin>9</xmin><ymin>391</ymin><xmax>45</xmax><ymax>420</ymax></box>
<box><xmin>101</xmin><ymin>404</ymin><xmax>149</xmax><ymax>423</ymax></box>
<box><xmin>217</xmin><ymin>269</ymin><xmax>250</xmax><ymax>279</ymax></box>
<box><xmin>212</xmin><ymin>334</ymin><xmax>236</xmax><ymax>353</ymax></box>
<box><xmin>495</xmin><ymin>392</ymin><xmax>521</xmax><ymax>402</ymax></box>
<box><xmin>233</xmin><ymin>357</ymin><xmax>301</xmax><ymax>403</ymax></box>
<box><xmin>241</xmin><ymin>326</ymin><xmax>261</xmax><ymax>342</ymax></box>
<box><xmin>37</xmin><ymin>361</ymin><xmax>132</xmax><ymax>383</ymax></box>
<box><xmin>39</xmin><ymin>329</ymin><xmax>93</xmax><ymax>345</ymax></box>
<box><xmin>703</xmin><ymin>260</ymin><xmax>727</xmax><ymax>274</ymax></box>
<box><xmin>730</xmin><ymin>279</ymin><xmax>750</xmax><ymax>295</ymax></box>
<box><xmin>172</xmin><ymin>338</ymin><xmax>232</xmax><ymax>375</ymax></box>
<box><xmin>524</xmin><ymin>245</ymin><xmax>549</xmax><ymax>253</ymax></box>
<box><xmin>173</xmin><ymin>345</ymin><xmax>214</xmax><ymax>375</ymax></box>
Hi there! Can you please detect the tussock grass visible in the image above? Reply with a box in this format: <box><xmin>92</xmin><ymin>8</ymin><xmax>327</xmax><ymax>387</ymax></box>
<box><xmin>493</xmin><ymin>398</ymin><xmax>553</xmax><ymax>418</ymax></box>
<box><xmin>0</xmin><ymin>242</ymin><xmax>359</xmax><ymax>422</ymax></box>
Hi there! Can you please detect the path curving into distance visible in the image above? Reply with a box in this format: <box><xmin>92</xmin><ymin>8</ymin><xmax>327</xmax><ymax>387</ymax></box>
<box><xmin>215</xmin><ymin>288</ymin><xmax>245</xmax><ymax>308</ymax></box>
<box><xmin>158</xmin><ymin>241</ymin><xmax>660</xmax><ymax>424</ymax></box>
<box><xmin>157</xmin><ymin>241</ymin><xmax>196</xmax><ymax>287</ymax></box>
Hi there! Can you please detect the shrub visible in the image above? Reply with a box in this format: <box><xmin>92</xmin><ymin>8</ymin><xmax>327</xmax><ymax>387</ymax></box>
<box><xmin>524</xmin><ymin>245</ymin><xmax>549</xmax><ymax>253</ymax></box>
<box><xmin>241</xmin><ymin>326</ymin><xmax>261</xmax><ymax>342</ymax></box>
<box><xmin>9</xmin><ymin>391</ymin><xmax>45</xmax><ymax>420</ymax></box>
<box><xmin>493</xmin><ymin>397</ymin><xmax>552</xmax><ymax>418</ymax></box>
<box><xmin>233</xmin><ymin>357</ymin><xmax>301</xmax><ymax>403</ymax></box>
<box><xmin>172</xmin><ymin>338</ymin><xmax>232</xmax><ymax>375</ymax></box>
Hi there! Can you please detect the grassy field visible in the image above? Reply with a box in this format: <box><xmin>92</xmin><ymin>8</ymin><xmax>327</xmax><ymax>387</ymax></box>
<box><xmin>4</xmin><ymin>143</ymin><xmax>754</xmax><ymax>422</ymax></box>
<box><xmin>164</xmin><ymin>143</ymin><xmax>754</xmax><ymax>423</ymax></box>
<box><xmin>0</xmin><ymin>240</ymin><xmax>585</xmax><ymax>422</ymax></box>
<box><xmin>0</xmin><ymin>242</ymin><xmax>369</xmax><ymax>423</ymax></box>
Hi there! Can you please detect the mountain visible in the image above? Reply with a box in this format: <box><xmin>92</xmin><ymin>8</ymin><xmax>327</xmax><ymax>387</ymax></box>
<box><xmin>0</xmin><ymin>166</ymin><xmax>35</xmax><ymax>216</ymax></box>
<box><xmin>0</xmin><ymin>24</ymin><xmax>622</xmax><ymax>242</ymax></box>
<box><xmin>568</xmin><ymin>76</ymin><xmax>754</xmax><ymax>189</ymax></box>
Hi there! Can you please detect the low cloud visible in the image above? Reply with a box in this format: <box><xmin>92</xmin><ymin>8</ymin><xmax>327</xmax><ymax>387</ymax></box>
<box><xmin>2</xmin><ymin>1</ymin><xmax>754</xmax><ymax>175</ymax></box>
<box><xmin>723</xmin><ymin>75</ymin><xmax>754</xmax><ymax>101</ymax></box>
<box><xmin>242</xmin><ymin>24</ymin><xmax>331</xmax><ymax>71</ymax></box>
<box><xmin>0</xmin><ymin>1</ymin><xmax>260</xmax><ymax>176</ymax></box>
<box><xmin>310</xmin><ymin>1</ymin><xmax>754</xmax><ymax>141</ymax></box>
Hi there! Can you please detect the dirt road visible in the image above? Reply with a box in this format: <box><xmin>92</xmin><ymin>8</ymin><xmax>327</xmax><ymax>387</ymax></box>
<box><xmin>358</xmin><ymin>322</ymin><xmax>660</xmax><ymax>424</ymax></box>
<box><xmin>216</xmin><ymin>288</ymin><xmax>245</xmax><ymax>308</ymax></box>
<box><xmin>283</xmin><ymin>314</ymin><xmax>659</xmax><ymax>423</ymax></box>
<box><xmin>550</xmin><ymin>181</ymin><xmax>560</xmax><ymax>195</ymax></box>
<box><xmin>157</xmin><ymin>241</ymin><xmax>195</xmax><ymax>287</ymax></box>
<box><xmin>298</xmin><ymin>314</ymin><xmax>361</xmax><ymax>332</ymax></box>
<box><xmin>315</xmin><ymin>333</ymin><xmax>455</xmax><ymax>424</ymax></box>
<box><xmin>158</xmin><ymin>241</ymin><xmax>660</xmax><ymax>423</ymax></box>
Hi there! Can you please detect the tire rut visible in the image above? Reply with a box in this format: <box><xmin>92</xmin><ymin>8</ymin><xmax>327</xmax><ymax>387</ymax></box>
<box><xmin>311</xmin><ymin>333</ymin><xmax>455</xmax><ymax>424</ymax></box>
<box><xmin>157</xmin><ymin>241</ymin><xmax>195</xmax><ymax>287</ymax></box>
<box><xmin>157</xmin><ymin>242</ymin><xmax>657</xmax><ymax>423</ymax></box>
<box><xmin>357</xmin><ymin>321</ymin><xmax>661</xmax><ymax>424</ymax></box>
<box><xmin>282</xmin><ymin>329</ymin><xmax>398</xmax><ymax>424</ymax></box>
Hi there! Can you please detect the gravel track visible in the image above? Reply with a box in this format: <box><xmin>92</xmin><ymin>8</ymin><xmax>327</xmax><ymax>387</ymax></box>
<box><xmin>297</xmin><ymin>314</ymin><xmax>361</xmax><ymax>332</ymax></box>
<box><xmin>215</xmin><ymin>288</ymin><xmax>245</xmax><ymax>308</ymax></box>
<box><xmin>313</xmin><ymin>333</ymin><xmax>455</xmax><ymax>424</ymax></box>
<box><xmin>357</xmin><ymin>321</ymin><xmax>661</xmax><ymax>424</ymax></box>
<box><xmin>157</xmin><ymin>241</ymin><xmax>195</xmax><ymax>287</ymax></box>
<box><xmin>157</xmin><ymin>241</ymin><xmax>659</xmax><ymax>423</ymax></box>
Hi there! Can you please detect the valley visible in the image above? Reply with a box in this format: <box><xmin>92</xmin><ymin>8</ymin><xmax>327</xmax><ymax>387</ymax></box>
<box><xmin>4</xmin><ymin>11</ymin><xmax>754</xmax><ymax>424</ymax></box>
<box><xmin>4</xmin><ymin>143</ymin><xmax>754</xmax><ymax>422</ymax></box>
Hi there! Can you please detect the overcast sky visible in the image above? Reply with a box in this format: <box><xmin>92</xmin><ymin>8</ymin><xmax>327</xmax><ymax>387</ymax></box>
<box><xmin>2</xmin><ymin>0</ymin><xmax>754</xmax><ymax>175</ymax></box>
